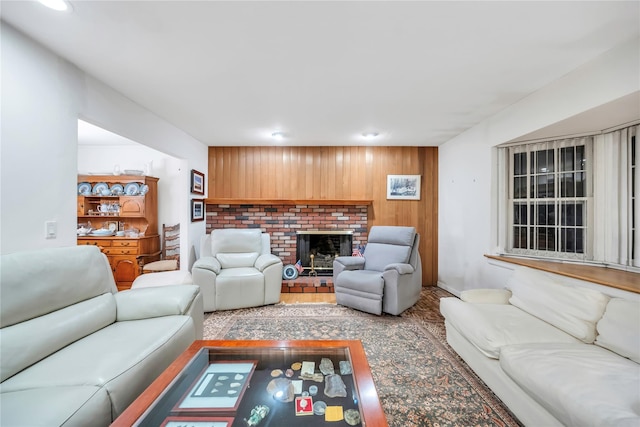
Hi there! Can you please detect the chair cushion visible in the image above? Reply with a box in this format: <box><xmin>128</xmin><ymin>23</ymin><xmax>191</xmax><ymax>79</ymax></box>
<box><xmin>367</xmin><ymin>226</ymin><xmax>416</xmax><ymax>246</ymax></box>
<box><xmin>335</xmin><ymin>270</ymin><xmax>384</xmax><ymax>295</ymax></box>
<box><xmin>363</xmin><ymin>226</ymin><xmax>415</xmax><ymax>272</ymax></box>
<box><xmin>215</xmin><ymin>268</ymin><xmax>265</xmax><ymax>309</ymax></box>
<box><xmin>364</xmin><ymin>243</ymin><xmax>412</xmax><ymax>272</ymax></box>
<box><xmin>211</xmin><ymin>229</ymin><xmax>262</xmax><ymax>268</ymax></box>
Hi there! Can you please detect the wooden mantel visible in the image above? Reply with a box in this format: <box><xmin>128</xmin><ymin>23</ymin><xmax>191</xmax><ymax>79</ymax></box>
<box><xmin>205</xmin><ymin>198</ymin><xmax>373</xmax><ymax>206</ymax></box>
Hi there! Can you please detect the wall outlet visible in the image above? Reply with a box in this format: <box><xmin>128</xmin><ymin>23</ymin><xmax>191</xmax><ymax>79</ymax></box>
<box><xmin>45</xmin><ymin>220</ymin><xmax>57</xmax><ymax>239</ymax></box>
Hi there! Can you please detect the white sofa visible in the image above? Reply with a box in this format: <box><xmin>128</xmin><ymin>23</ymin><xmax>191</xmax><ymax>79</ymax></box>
<box><xmin>440</xmin><ymin>266</ymin><xmax>640</xmax><ymax>427</ymax></box>
<box><xmin>0</xmin><ymin>245</ymin><xmax>204</xmax><ymax>426</ymax></box>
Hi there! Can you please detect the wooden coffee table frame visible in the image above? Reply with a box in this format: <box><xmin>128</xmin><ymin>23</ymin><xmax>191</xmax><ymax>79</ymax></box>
<box><xmin>112</xmin><ymin>340</ymin><xmax>388</xmax><ymax>427</ymax></box>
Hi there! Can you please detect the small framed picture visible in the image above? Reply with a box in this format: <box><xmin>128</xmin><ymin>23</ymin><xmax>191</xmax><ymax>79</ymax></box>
<box><xmin>174</xmin><ymin>360</ymin><xmax>256</xmax><ymax>413</ymax></box>
<box><xmin>387</xmin><ymin>175</ymin><xmax>421</xmax><ymax>200</ymax></box>
<box><xmin>191</xmin><ymin>169</ymin><xmax>205</xmax><ymax>195</ymax></box>
<box><xmin>191</xmin><ymin>199</ymin><xmax>205</xmax><ymax>222</ymax></box>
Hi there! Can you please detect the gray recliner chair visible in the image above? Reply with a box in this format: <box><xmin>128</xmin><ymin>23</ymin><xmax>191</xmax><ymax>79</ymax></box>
<box><xmin>333</xmin><ymin>226</ymin><xmax>422</xmax><ymax>315</ymax></box>
<box><xmin>192</xmin><ymin>228</ymin><xmax>283</xmax><ymax>312</ymax></box>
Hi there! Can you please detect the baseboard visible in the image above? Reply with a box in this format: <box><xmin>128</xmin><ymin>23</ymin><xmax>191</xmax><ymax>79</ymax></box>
<box><xmin>437</xmin><ymin>281</ymin><xmax>461</xmax><ymax>297</ymax></box>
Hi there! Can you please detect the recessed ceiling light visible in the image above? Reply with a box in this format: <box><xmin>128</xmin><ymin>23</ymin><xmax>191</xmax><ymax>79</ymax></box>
<box><xmin>362</xmin><ymin>132</ymin><xmax>380</xmax><ymax>140</ymax></box>
<box><xmin>271</xmin><ymin>131</ymin><xmax>285</xmax><ymax>140</ymax></box>
<box><xmin>38</xmin><ymin>0</ymin><xmax>71</xmax><ymax>11</ymax></box>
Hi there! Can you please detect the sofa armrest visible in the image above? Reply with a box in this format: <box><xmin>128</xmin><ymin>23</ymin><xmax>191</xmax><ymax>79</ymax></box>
<box><xmin>460</xmin><ymin>289</ymin><xmax>512</xmax><ymax>304</ymax></box>
<box><xmin>384</xmin><ymin>263</ymin><xmax>414</xmax><ymax>275</ymax></box>
<box><xmin>115</xmin><ymin>285</ymin><xmax>201</xmax><ymax>321</ymax></box>
<box><xmin>255</xmin><ymin>254</ymin><xmax>282</xmax><ymax>272</ymax></box>
<box><xmin>192</xmin><ymin>256</ymin><xmax>221</xmax><ymax>274</ymax></box>
<box><xmin>334</xmin><ymin>256</ymin><xmax>366</xmax><ymax>270</ymax></box>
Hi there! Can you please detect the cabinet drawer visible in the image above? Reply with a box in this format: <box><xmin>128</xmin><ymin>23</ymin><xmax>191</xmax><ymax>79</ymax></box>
<box><xmin>104</xmin><ymin>248</ymin><xmax>137</xmax><ymax>255</ymax></box>
<box><xmin>78</xmin><ymin>239</ymin><xmax>112</xmax><ymax>247</ymax></box>
<box><xmin>112</xmin><ymin>240</ymin><xmax>139</xmax><ymax>248</ymax></box>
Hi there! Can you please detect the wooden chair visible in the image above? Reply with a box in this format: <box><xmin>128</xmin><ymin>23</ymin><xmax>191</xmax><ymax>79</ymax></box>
<box><xmin>137</xmin><ymin>223</ymin><xmax>180</xmax><ymax>274</ymax></box>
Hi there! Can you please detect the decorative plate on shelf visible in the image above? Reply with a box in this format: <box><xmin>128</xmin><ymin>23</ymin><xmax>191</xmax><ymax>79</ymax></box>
<box><xmin>124</xmin><ymin>182</ymin><xmax>140</xmax><ymax>195</ymax></box>
<box><xmin>139</xmin><ymin>184</ymin><xmax>149</xmax><ymax>195</ymax></box>
<box><xmin>92</xmin><ymin>182</ymin><xmax>109</xmax><ymax>195</ymax></box>
<box><xmin>282</xmin><ymin>264</ymin><xmax>299</xmax><ymax>280</ymax></box>
<box><xmin>110</xmin><ymin>183</ymin><xmax>124</xmax><ymax>195</ymax></box>
<box><xmin>77</xmin><ymin>182</ymin><xmax>91</xmax><ymax>194</ymax></box>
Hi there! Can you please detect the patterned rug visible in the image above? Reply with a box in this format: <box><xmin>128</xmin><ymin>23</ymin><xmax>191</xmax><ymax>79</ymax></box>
<box><xmin>203</xmin><ymin>289</ymin><xmax>522</xmax><ymax>427</ymax></box>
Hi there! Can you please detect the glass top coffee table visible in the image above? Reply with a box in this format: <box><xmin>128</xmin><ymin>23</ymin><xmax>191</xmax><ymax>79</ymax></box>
<box><xmin>112</xmin><ymin>340</ymin><xmax>387</xmax><ymax>427</ymax></box>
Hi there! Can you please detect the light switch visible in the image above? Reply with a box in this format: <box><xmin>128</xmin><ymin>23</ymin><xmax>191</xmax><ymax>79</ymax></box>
<box><xmin>45</xmin><ymin>220</ymin><xmax>57</xmax><ymax>239</ymax></box>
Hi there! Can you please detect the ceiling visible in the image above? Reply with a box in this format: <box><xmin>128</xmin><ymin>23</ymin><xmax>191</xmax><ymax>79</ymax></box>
<box><xmin>2</xmin><ymin>1</ymin><xmax>639</xmax><ymax>147</ymax></box>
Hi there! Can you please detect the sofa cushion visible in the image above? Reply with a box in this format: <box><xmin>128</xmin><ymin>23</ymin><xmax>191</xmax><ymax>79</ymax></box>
<box><xmin>500</xmin><ymin>343</ymin><xmax>640</xmax><ymax>427</ymax></box>
<box><xmin>0</xmin><ymin>386</ymin><xmax>111</xmax><ymax>427</ymax></box>
<box><xmin>1</xmin><ymin>293</ymin><xmax>116</xmax><ymax>382</ymax></box>
<box><xmin>1</xmin><ymin>316</ymin><xmax>195</xmax><ymax>418</ymax></box>
<box><xmin>440</xmin><ymin>297</ymin><xmax>580</xmax><ymax>359</ymax></box>
<box><xmin>595</xmin><ymin>298</ymin><xmax>640</xmax><ymax>363</ymax></box>
<box><xmin>460</xmin><ymin>289</ymin><xmax>512</xmax><ymax>304</ymax></box>
<box><xmin>0</xmin><ymin>246</ymin><xmax>116</xmax><ymax>328</ymax></box>
<box><xmin>507</xmin><ymin>267</ymin><xmax>610</xmax><ymax>343</ymax></box>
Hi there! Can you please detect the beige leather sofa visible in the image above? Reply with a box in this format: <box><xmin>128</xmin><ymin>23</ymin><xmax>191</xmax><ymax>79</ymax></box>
<box><xmin>0</xmin><ymin>245</ymin><xmax>203</xmax><ymax>427</ymax></box>
<box><xmin>192</xmin><ymin>228</ymin><xmax>283</xmax><ymax>312</ymax></box>
<box><xmin>440</xmin><ymin>266</ymin><xmax>640</xmax><ymax>426</ymax></box>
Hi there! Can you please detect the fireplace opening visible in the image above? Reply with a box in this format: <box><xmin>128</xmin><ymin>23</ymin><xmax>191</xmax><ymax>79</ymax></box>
<box><xmin>296</xmin><ymin>231</ymin><xmax>353</xmax><ymax>276</ymax></box>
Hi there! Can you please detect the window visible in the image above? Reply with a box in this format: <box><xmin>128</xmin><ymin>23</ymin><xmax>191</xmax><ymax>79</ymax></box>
<box><xmin>631</xmin><ymin>134</ymin><xmax>636</xmax><ymax>263</ymax></box>
<box><xmin>498</xmin><ymin>124</ymin><xmax>639</xmax><ymax>270</ymax></box>
<box><xmin>507</xmin><ymin>138</ymin><xmax>592</xmax><ymax>259</ymax></box>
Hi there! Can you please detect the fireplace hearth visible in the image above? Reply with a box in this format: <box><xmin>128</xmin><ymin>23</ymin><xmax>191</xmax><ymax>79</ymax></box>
<box><xmin>296</xmin><ymin>231</ymin><xmax>353</xmax><ymax>276</ymax></box>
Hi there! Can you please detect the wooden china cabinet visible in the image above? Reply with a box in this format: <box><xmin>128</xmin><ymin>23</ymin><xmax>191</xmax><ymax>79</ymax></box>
<box><xmin>77</xmin><ymin>174</ymin><xmax>160</xmax><ymax>291</ymax></box>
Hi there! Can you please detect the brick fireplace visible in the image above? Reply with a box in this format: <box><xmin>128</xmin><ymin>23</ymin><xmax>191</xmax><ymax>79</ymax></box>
<box><xmin>205</xmin><ymin>203</ymin><xmax>369</xmax><ymax>293</ymax></box>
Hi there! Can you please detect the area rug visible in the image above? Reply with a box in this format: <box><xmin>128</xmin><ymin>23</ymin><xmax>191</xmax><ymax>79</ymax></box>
<box><xmin>203</xmin><ymin>290</ymin><xmax>521</xmax><ymax>427</ymax></box>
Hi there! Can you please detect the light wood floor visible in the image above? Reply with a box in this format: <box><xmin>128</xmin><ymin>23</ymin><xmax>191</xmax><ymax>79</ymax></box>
<box><xmin>280</xmin><ymin>293</ymin><xmax>336</xmax><ymax>304</ymax></box>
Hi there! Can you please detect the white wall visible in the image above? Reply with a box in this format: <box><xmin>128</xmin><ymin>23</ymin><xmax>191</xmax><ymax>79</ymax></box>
<box><xmin>1</xmin><ymin>23</ymin><xmax>208</xmax><ymax>265</ymax></box>
<box><xmin>438</xmin><ymin>37</ymin><xmax>640</xmax><ymax>296</ymax></box>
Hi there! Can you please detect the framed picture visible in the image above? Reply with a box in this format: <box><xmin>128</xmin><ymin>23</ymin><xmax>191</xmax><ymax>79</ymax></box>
<box><xmin>387</xmin><ymin>175</ymin><xmax>421</xmax><ymax>200</ymax></box>
<box><xmin>191</xmin><ymin>169</ymin><xmax>205</xmax><ymax>195</ymax></box>
<box><xmin>173</xmin><ymin>360</ymin><xmax>257</xmax><ymax>415</ymax></box>
<box><xmin>191</xmin><ymin>199</ymin><xmax>205</xmax><ymax>222</ymax></box>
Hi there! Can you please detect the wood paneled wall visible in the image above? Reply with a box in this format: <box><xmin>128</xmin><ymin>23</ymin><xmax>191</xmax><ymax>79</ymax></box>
<box><xmin>207</xmin><ymin>146</ymin><xmax>438</xmax><ymax>285</ymax></box>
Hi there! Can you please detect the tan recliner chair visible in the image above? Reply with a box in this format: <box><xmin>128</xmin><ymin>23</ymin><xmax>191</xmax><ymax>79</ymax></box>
<box><xmin>192</xmin><ymin>229</ymin><xmax>283</xmax><ymax>312</ymax></box>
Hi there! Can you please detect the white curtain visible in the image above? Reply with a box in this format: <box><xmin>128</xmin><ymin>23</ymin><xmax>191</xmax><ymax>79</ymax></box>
<box><xmin>593</xmin><ymin>124</ymin><xmax>639</xmax><ymax>267</ymax></box>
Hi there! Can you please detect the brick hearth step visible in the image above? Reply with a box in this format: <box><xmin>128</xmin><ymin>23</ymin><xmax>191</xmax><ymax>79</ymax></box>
<box><xmin>282</xmin><ymin>276</ymin><xmax>334</xmax><ymax>293</ymax></box>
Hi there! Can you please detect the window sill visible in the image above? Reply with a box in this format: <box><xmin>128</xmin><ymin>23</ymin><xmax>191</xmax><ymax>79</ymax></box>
<box><xmin>484</xmin><ymin>254</ymin><xmax>640</xmax><ymax>294</ymax></box>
